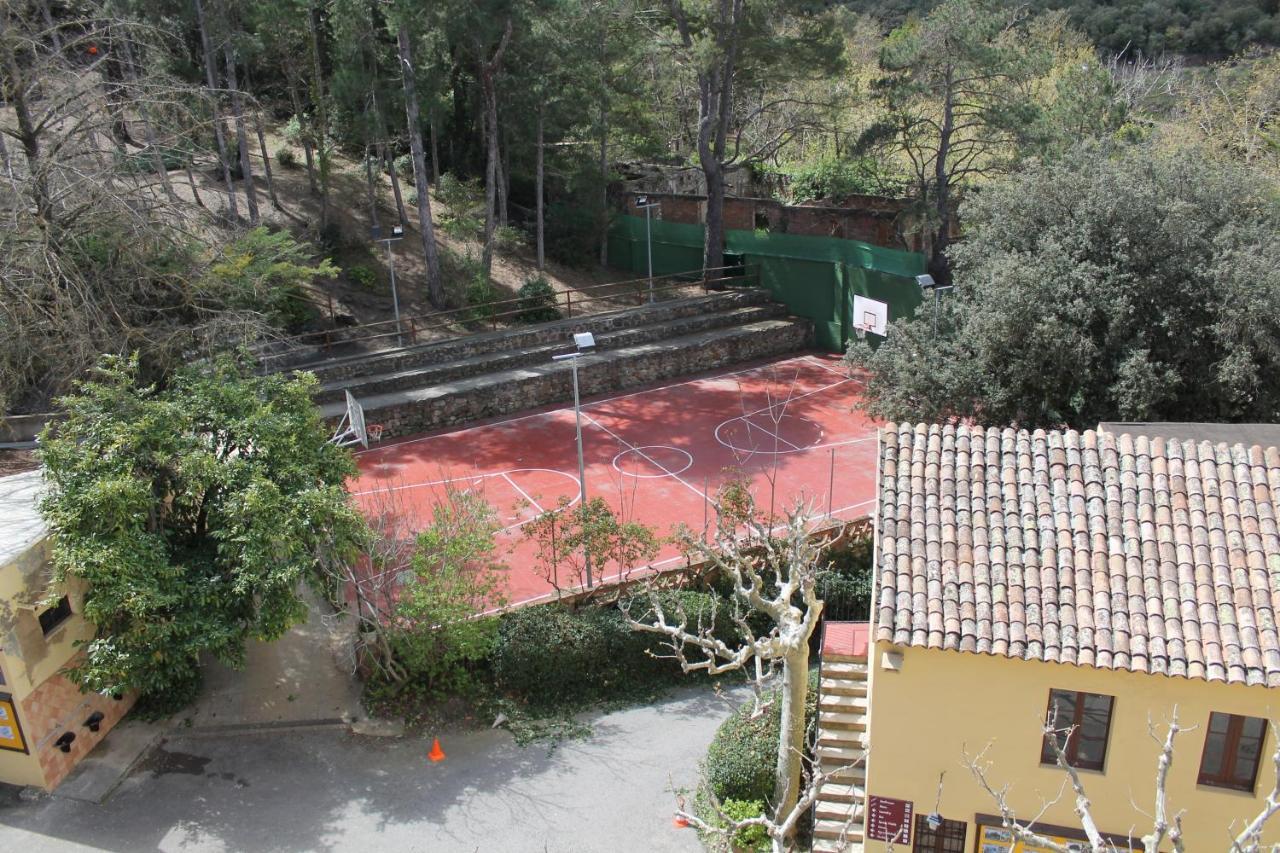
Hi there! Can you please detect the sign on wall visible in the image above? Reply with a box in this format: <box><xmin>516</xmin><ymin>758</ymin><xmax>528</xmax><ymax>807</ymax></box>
<box><xmin>866</xmin><ymin>795</ymin><xmax>913</xmax><ymax>844</ymax></box>
<box><xmin>0</xmin><ymin>694</ymin><xmax>27</xmax><ymax>753</ymax></box>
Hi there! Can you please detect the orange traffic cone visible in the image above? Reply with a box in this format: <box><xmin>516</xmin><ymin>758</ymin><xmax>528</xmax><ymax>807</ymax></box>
<box><xmin>428</xmin><ymin>738</ymin><xmax>446</xmax><ymax>762</ymax></box>
<box><xmin>673</xmin><ymin>814</ymin><xmax>689</xmax><ymax>829</ymax></box>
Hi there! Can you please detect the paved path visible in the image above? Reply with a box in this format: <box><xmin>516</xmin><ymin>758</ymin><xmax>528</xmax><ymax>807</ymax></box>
<box><xmin>0</xmin><ymin>683</ymin><xmax>746</xmax><ymax>852</ymax></box>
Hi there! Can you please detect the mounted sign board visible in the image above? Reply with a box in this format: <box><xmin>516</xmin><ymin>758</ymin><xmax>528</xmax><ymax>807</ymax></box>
<box><xmin>866</xmin><ymin>795</ymin><xmax>913</xmax><ymax>844</ymax></box>
<box><xmin>853</xmin><ymin>294</ymin><xmax>889</xmax><ymax>337</ymax></box>
<box><xmin>977</xmin><ymin>821</ymin><xmax>1139</xmax><ymax>853</ymax></box>
<box><xmin>0</xmin><ymin>694</ymin><xmax>27</xmax><ymax>753</ymax></box>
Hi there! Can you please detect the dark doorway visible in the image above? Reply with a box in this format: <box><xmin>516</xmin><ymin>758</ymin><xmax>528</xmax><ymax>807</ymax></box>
<box><xmin>912</xmin><ymin>814</ymin><xmax>967</xmax><ymax>853</ymax></box>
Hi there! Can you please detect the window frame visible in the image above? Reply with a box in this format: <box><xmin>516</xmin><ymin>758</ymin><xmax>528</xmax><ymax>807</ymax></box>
<box><xmin>1198</xmin><ymin>712</ymin><xmax>1267</xmax><ymax>793</ymax></box>
<box><xmin>1040</xmin><ymin>689</ymin><xmax>1115</xmax><ymax>772</ymax></box>
<box><xmin>37</xmin><ymin>596</ymin><xmax>73</xmax><ymax>637</ymax></box>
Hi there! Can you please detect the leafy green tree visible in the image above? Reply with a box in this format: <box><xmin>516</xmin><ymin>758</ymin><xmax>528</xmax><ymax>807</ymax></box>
<box><xmin>39</xmin><ymin>355</ymin><xmax>364</xmax><ymax>715</ymax></box>
<box><xmin>524</xmin><ymin>496</ymin><xmax>659</xmax><ymax>594</ymax></box>
<box><xmin>203</xmin><ymin>226</ymin><xmax>337</xmax><ymax>331</ymax></box>
<box><xmin>849</xmin><ymin>146</ymin><xmax>1280</xmax><ymax>429</ymax></box>
<box><xmin>859</xmin><ymin>0</ymin><xmax>1055</xmax><ymax>282</ymax></box>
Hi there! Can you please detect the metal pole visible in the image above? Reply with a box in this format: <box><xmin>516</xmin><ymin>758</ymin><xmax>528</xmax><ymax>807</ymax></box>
<box><xmin>932</xmin><ymin>288</ymin><xmax>939</xmax><ymax>338</ymax></box>
<box><xmin>646</xmin><ymin>204</ymin><xmax>654</xmax><ymax>304</ymax></box>
<box><xmin>572</xmin><ymin>357</ymin><xmax>592</xmax><ymax>588</ymax></box>
<box><xmin>386</xmin><ymin>240</ymin><xmax>403</xmax><ymax>347</ymax></box>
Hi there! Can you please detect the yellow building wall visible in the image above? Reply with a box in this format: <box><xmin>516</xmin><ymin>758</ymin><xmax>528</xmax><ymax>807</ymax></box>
<box><xmin>862</xmin><ymin>641</ymin><xmax>1280</xmax><ymax>852</ymax></box>
<box><xmin>0</xmin><ymin>536</ymin><xmax>131</xmax><ymax>790</ymax></box>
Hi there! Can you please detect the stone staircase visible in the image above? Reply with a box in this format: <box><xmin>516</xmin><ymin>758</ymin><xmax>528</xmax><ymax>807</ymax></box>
<box><xmin>290</xmin><ymin>289</ymin><xmax>811</xmax><ymax>440</ymax></box>
<box><xmin>813</xmin><ymin>623</ymin><xmax>870</xmax><ymax>852</ymax></box>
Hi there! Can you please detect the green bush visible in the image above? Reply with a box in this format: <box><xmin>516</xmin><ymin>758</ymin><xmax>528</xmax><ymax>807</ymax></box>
<box><xmin>515</xmin><ymin>275</ymin><xmax>561</xmax><ymax>324</ymax></box>
<box><xmin>275</xmin><ymin>147</ymin><xmax>299</xmax><ymax>170</ymax></box>
<box><xmin>347</xmin><ymin>264</ymin><xmax>377</xmax><ymax>289</ymax></box>
<box><xmin>465</xmin><ymin>274</ymin><xmax>497</xmax><ymax>319</ymax></box>
<box><xmin>492</xmin><ymin>605</ymin><xmax>660</xmax><ymax>706</ymax></box>
<box><xmin>494</xmin><ymin>224</ymin><xmax>526</xmax><ymax>251</ymax></box>
<box><xmin>816</xmin><ymin>536</ymin><xmax>874</xmax><ymax>621</ymax></box>
<box><xmin>704</xmin><ymin>671</ymin><xmax>818</xmax><ymax>803</ymax></box>
<box><xmin>393</xmin><ymin>153</ymin><xmax>414</xmax><ymax>179</ymax></box>
<box><xmin>720</xmin><ymin>799</ymin><xmax>769</xmax><ymax>851</ymax></box>
<box><xmin>786</xmin><ymin>157</ymin><xmax>890</xmax><ymax>202</ymax></box>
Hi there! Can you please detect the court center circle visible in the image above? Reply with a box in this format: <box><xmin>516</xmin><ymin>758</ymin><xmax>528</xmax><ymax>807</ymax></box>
<box><xmin>715</xmin><ymin>413</ymin><xmax>824</xmax><ymax>455</ymax></box>
<box><xmin>611</xmin><ymin>445</ymin><xmax>694</xmax><ymax>478</ymax></box>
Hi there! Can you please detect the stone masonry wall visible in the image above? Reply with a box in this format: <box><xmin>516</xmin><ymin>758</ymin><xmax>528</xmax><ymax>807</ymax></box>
<box><xmin>359</xmin><ymin>318</ymin><xmax>811</xmax><ymax>439</ymax></box>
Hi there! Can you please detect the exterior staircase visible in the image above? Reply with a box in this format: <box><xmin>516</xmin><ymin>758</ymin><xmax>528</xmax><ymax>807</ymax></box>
<box><xmin>813</xmin><ymin>622</ymin><xmax>870</xmax><ymax>852</ymax></box>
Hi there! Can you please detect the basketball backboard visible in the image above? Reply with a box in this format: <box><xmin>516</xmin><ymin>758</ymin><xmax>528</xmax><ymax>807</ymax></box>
<box><xmin>852</xmin><ymin>294</ymin><xmax>889</xmax><ymax>338</ymax></box>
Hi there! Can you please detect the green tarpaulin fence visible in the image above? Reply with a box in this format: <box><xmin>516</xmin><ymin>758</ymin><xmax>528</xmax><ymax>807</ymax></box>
<box><xmin>607</xmin><ymin>215</ymin><xmax>926</xmax><ymax>352</ymax></box>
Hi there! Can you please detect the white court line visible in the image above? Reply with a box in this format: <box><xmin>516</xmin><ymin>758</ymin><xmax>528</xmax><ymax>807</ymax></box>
<box><xmin>741</xmin><ymin>415</ymin><xmax>804</xmax><ymax>451</ymax></box>
<box><xmin>353</xmin><ymin>353</ymin><xmax>842</xmax><ymax>455</ymax></box>
<box><xmin>502</xmin><ymin>472</ymin><xmax>545</xmax><ymax>514</ymax></box>
<box><xmin>580</xmin><ymin>411</ymin><xmax>708</xmax><ymax>502</ymax></box>
<box><xmin>351</xmin><ymin>467</ymin><xmax>578</xmax><ymax>499</ymax></box>
<box><xmin>802</xmin><ymin>354</ymin><xmax>855</xmax><ymax>380</ymax></box>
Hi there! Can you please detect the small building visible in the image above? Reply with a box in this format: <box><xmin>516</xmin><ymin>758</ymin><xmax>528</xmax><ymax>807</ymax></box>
<box><xmin>0</xmin><ymin>469</ymin><xmax>134</xmax><ymax>790</ymax></box>
<box><xmin>824</xmin><ymin>423</ymin><xmax>1280</xmax><ymax>851</ymax></box>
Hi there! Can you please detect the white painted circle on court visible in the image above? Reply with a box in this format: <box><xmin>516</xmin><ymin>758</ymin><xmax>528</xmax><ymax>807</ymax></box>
<box><xmin>611</xmin><ymin>445</ymin><xmax>694</xmax><ymax>478</ymax></box>
<box><xmin>714</xmin><ymin>414</ymin><xmax>824</xmax><ymax>455</ymax></box>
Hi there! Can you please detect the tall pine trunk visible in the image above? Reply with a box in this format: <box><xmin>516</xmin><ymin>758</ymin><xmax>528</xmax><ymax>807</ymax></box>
<box><xmin>478</xmin><ymin>20</ymin><xmax>512</xmax><ymax>280</ymax></box>
<box><xmin>384</xmin><ymin>144</ymin><xmax>407</xmax><ymax>225</ymax></box>
<box><xmin>288</xmin><ymin>81</ymin><xmax>318</xmax><ymax>195</ymax></box>
<box><xmin>396</xmin><ymin>24</ymin><xmax>444</xmax><ymax>307</ymax></box>
<box><xmin>535</xmin><ymin>107</ymin><xmax>544</xmax><ymax>270</ymax></box>
<box><xmin>223</xmin><ymin>39</ymin><xmax>259</xmax><ymax>224</ymax></box>
<box><xmin>930</xmin><ymin>68</ymin><xmax>955</xmax><ymax>285</ymax></box>
<box><xmin>254</xmin><ymin>110</ymin><xmax>280</xmax><ymax>210</ymax></box>
<box><xmin>193</xmin><ymin>0</ymin><xmax>238</xmax><ymax>220</ymax></box>
<box><xmin>429</xmin><ymin>110</ymin><xmax>440</xmax><ymax>183</ymax></box>
<box><xmin>308</xmin><ymin>5</ymin><xmax>330</xmax><ymax>228</ymax></box>
<box><xmin>363</xmin><ymin>143</ymin><xmax>381</xmax><ymax>231</ymax></box>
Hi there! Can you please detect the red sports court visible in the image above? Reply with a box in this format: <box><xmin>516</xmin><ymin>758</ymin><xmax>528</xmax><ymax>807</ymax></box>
<box><xmin>349</xmin><ymin>353</ymin><xmax>881</xmax><ymax>607</ymax></box>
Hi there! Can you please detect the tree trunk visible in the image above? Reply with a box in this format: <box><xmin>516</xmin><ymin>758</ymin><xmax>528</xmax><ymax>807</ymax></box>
<box><xmin>223</xmin><ymin>40</ymin><xmax>260</xmax><ymax>224</ymax></box>
<box><xmin>193</xmin><ymin>0</ymin><xmax>239</xmax><ymax>220</ymax></box>
<box><xmin>396</xmin><ymin>24</ymin><xmax>445</xmax><ymax>307</ymax></box>
<box><xmin>481</xmin><ymin>78</ymin><xmax>500</xmax><ymax>278</ymax></box>
<box><xmin>0</xmin><ymin>131</ymin><xmax>13</xmax><ymax>180</ymax></box>
<box><xmin>120</xmin><ymin>28</ymin><xmax>178</xmax><ymax>202</ymax></box>
<box><xmin>931</xmin><ymin>67</ymin><xmax>955</xmax><ymax>285</ymax></box>
<box><xmin>37</xmin><ymin>0</ymin><xmax>60</xmax><ymax>51</ymax></box>
<box><xmin>185</xmin><ymin>163</ymin><xmax>205</xmax><ymax>208</ymax></box>
<box><xmin>774</xmin><ymin>646</ymin><xmax>809</xmax><ymax>822</ymax></box>
<box><xmin>598</xmin><ymin>83</ymin><xmax>609</xmax><ymax>267</ymax></box>
<box><xmin>478</xmin><ymin>20</ymin><xmax>513</xmax><ymax>280</ymax></box>
<box><xmin>429</xmin><ymin>110</ymin><xmax>440</xmax><ymax>183</ymax></box>
<box><xmin>385</xmin><ymin>144</ymin><xmax>407</xmax><ymax>225</ymax></box>
<box><xmin>535</xmin><ymin>106</ymin><xmax>544</xmax><ymax>270</ymax></box>
<box><xmin>287</xmin><ymin>80</ymin><xmax>318</xmax><ymax>195</ymax></box>
<box><xmin>308</xmin><ymin>4</ymin><xmax>330</xmax><ymax>228</ymax></box>
<box><xmin>499</xmin><ymin>123</ymin><xmax>509</xmax><ymax>227</ymax></box>
<box><xmin>254</xmin><ymin>111</ymin><xmax>281</xmax><ymax>210</ymax></box>
<box><xmin>0</xmin><ymin>20</ymin><xmax>48</xmax><ymax>222</ymax></box>
<box><xmin>363</xmin><ymin>143</ymin><xmax>381</xmax><ymax>231</ymax></box>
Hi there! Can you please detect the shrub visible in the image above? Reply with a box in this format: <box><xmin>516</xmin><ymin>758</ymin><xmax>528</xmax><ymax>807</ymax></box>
<box><xmin>492</xmin><ymin>605</ymin><xmax>659</xmax><ymax>706</ymax></box>
<box><xmin>494</xmin><ymin>224</ymin><xmax>526</xmax><ymax>251</ymax></box>
<box><xmin>406</xmin><ymin>187</ymin><xmax>418</xmax><ymax>207</ymax></box>
<box><xmin>393</xmin><ymin>153</ymin><xmax>414</xmax><ymax>179</ymax></box>
<box><xmin>704</xmin><ymin>672</ymin><xmax>818</xmax><ymax>803</ymax></box>
<box><xmin>465</xmin><ymin>274</ymin><xmax>496</xmax><ymax>320</ymax></box>
<box><xmin>815</xmin><ymin>536</ymin><xmax>874</xmax><ymax>621</ymax></box>
<box><xmin>515</xmin><ymin>275</ymin><xmax>561</xmax><ymax>324</ymax></box>
<box><xmin>347</xmin><ymin>264</ymin><xmax>377</xmax><ymax>289</ymax></box>
<box><xmin>275</xmin><ymin>147</ymin><xmax>298</xmax><ymax>170</ymax></box>
<box><xmin>786</xmin><ymin>156</ymin><xmax>890</xmax><ymax>202</ymax></box>
<box><xmin>720</xmin><ymin>799</ymin><xmax>769</xmax><ymax>851</ymax></box>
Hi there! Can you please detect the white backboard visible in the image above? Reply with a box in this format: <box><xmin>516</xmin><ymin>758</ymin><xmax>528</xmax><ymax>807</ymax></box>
<box><xmin>853</xmin><ymin>294</ymin><xmax>889</xmax><ymax>337</ymax></box>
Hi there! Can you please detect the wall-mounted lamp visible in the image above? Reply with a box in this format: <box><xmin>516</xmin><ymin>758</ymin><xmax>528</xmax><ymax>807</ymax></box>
<box><xmin>84</xmin><ymin>711</ymin><xmax>105</xmax><ymax>732</ymax></box>
<box><xmin>54</xmin><ymin>731</ymin><xmax>76</xmax><ymax>753</ymax></box>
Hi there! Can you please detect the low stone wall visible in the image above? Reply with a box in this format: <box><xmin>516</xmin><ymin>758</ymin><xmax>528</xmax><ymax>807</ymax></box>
<box><xmin>360</xmin><ymin>318</ymin><xmax>811</xmax><ymax>439</ymax></box>
<box><xmin>302</xmin><ymin>290</ymin><xmax>769</xmax><ymax>385</ymax></box>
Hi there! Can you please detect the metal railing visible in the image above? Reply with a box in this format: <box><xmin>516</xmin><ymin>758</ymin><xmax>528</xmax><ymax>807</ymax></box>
<box><xmin>257</xmin><ymin>264</ymin><xmax>760</xmax><ymax>358</ymax></box>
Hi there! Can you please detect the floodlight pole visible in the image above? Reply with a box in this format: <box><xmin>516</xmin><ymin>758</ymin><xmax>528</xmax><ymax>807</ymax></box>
<box><xmin>555</xmin><ymin>335</ymin><xmax>596</xmax><ymax>588</ymax></box>
<box><xmin>374</xmin><ymin>224</ymin><xmax>406</xmax><ymax>347</ymax></box>
<box><xmin>635</xmin><ymin>196</ymin><xmax>661</xmax><ymax>304</ymax></box>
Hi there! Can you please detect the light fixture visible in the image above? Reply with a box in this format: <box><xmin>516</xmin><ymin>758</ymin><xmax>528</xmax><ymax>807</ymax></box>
<box><xmin>84</xmin><ymin>711</ymin><xmax>105</xmax><ymax>732</ymax></box>
<box><xmin>573</xmin><ymin>331</ymin><xmax>596</xmax><ymax>350</ymax></box>
<box><xmin>54</xmin><ymin>732</ymin><xmax>75</xmax><ymax>752</ymax></box>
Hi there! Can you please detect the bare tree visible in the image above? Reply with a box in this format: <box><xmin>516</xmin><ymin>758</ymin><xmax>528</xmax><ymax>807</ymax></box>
<box><xmin>395</xmin><ymin>21</ymin><xmax>446</xmax><ymax>307</ymax></box>
<box><xmin>624</xmin><ymin>496</ymin><xmax>834</xmax><ymax>842</ymax></box>
<box><xmin>966</xmin><ymin>708</ymin><xmax>1280</xmax><ymax>853</ymax></box>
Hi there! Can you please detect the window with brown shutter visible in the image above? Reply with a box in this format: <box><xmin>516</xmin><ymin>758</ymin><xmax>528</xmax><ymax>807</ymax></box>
<box><xmin>1199</xmin><ymin>712</ymin><xmax>1266</xmax><ymax>792</ymax></box>
<box><xmin>1041</xmin><ymin>689</ymin><xmax>1114</xmax><ymax>771</ymax></box>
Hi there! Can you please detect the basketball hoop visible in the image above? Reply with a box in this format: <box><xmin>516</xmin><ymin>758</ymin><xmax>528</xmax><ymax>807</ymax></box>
<box><xmin>367</xmin><ymin>424</ymin><xmax>385</xmax><ymax>443</ymax></box>
<box><xmin>854</xmin><ymin>323</ymin><xmax>868</xmax><ymax>341</ymax></box>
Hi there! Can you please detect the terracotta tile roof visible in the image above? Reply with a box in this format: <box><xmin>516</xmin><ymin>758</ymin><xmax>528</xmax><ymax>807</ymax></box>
<box><xmin>875</xmin><ymin>423</ymin><xmax>1280</xmax><ymax>687</ymax></box>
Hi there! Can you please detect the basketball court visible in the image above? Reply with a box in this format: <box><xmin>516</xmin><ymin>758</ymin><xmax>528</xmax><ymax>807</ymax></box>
<box><xmin>348</xmin><ymin>352</ymin><xmax>883</xmax><ymax>608</ymax></box>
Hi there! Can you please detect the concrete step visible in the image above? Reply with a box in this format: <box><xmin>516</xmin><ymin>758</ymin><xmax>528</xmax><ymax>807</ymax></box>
<box><xmin>822</xmin><ymin>661</ymin><xmax>869</xmax><ymax>679</ymax></box>
<box><xmin>821</xmin><ymin>677</ymin><xmax>868</xmax><ymax>697</ymax></box>
<box><xmin>820</xmin><ymin>695</ymin><xmax>869</xmax><ymax>713</ymax></box>
<box><xmin>823</xmin><ymin>651</ymin><xmax>869</xmax><ymax>665</ymax></box>
<box><xmin>812</xmin><ymin>839</ymin><xmax>864</xmax><ymax>853</ymax></box>
<box><xmin>324</xmin><ymin>316</ymin><xmax>812</xmax><ymax>440</ymax></box>
<box><xmin>813</xmin><ymin>818</ymin><xmax>865</xmax><ymax>843</ymax></box>
<box><xmin>816</xmin><ymin>744</ymin><xmax>865</xmax><ymax>764</ymax></box>
<box><xmin>280</xmin><ymin>289</ymin><xmax>773</xmax><ymax>379</ymax></box>
<box><xmin>816</xmin><ymin>799</ymin><xmax>863</xmax><ymax>822</ymax></box>
<box><xmin>819</xmin><ymin>710</ymin><xmax>868</xmax><ymax>730</ymax></box>
<box><xmin>817</xmin><ymin>779</ymin><xmax>865</xmax><ymax>803</ymax></box>
<box><xmin>312</xmin><ymin>302</ymin><xmax>786</xmax><ymax>404</ymax></box>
